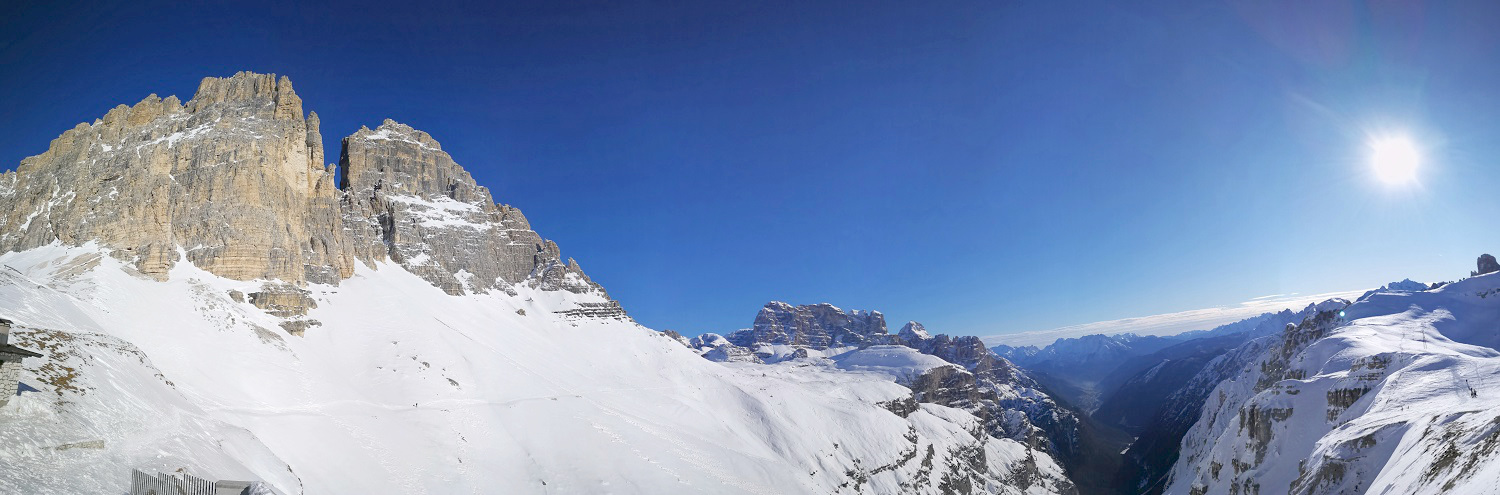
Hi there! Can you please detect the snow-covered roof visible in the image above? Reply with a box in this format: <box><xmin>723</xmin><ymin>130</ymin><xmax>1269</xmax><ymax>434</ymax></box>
<box><xmin>0</xmin><ymin>344</ymin><xmax>41</xmax><ymax>359</ymax></box>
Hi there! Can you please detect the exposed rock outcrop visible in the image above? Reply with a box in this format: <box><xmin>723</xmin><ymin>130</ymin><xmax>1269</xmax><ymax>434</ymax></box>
<box><xmin>1479</xmin><ymin>254</ymin><xmax>1499</xmax><ymax>276</ymax></box>
<box><xmin>278</xmin><ymin>320</ymin><xmax>321</xmax><ymax>337</ymax></box>
<box><xmin>907</xmin><ymin>365</ymin><xmax>990</xmax><ymax>410</ymax></box>
<box><xmin>554</xmin><ymin>301</ymin><xmax>629</xmax><ymax>320</ymax></box>
<box><xmin>902</xmin><ymin>326</ymin><xmax>1082</xmax><ymax>463</ymax></box>
<box><xmin>247</xmin><ymin>283</ymin><xmax>317</xmax><ymax>318</ymax></box>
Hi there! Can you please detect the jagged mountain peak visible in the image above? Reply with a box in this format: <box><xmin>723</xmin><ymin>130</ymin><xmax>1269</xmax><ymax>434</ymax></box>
<box><xmin>0</xmin><ymin>70</ymin><xmax>610</xmax><ymax>313</ymax></box>
<box><xmin>336</xmin><ymin>113</ymin><xmax>601</xmax><ymax>298</ymax></box>
<box><xmin>185</xmin><ymin>71</ymin><xmax>303</xmax><ymax>119</ymax></box>
<box><xmin>899</xmin><ymin>320</ymin><xmax>931</xmax><ymax>341</ymax></box>
<box><xmin>340</xmin><ymin>118</ymin><xmax>484</xmax><ymax>202</ymax></box>
<box><xmin>351</xmin><ymin>118</ymin><xmax>445</xmax><ymax>152</ymax></box>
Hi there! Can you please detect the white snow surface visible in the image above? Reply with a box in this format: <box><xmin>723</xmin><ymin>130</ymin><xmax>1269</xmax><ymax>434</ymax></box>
<box><xmin>831</xmin><ymin>345</ymin><xmax>956</xmax><ymax>382</ymax></box>
<box><xmin>747</xmin><ymin>344</ymin><xmax>858</xmax><ymax>363</ymax></box>
<box><xmin>383</xmin><ymin>194</ymin><xmax>492</xmax><ymax>230</ymax></box>
<box><xmin>1165</xmin><ymin>272</ymin><xmax>1500</xmax><ymax>494</ymax></box>
<box><xmin>360</xmin><ymin>127</ymin><xmax>439</xmax><ymax>151</ymax></box>
<box><xmin>0</xmin><ymin>244</ymin><xmax>1062</xmax><ymax>494</ymax></box>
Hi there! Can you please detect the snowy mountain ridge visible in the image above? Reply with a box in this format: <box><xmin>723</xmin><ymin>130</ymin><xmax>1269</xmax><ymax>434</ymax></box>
<box><xmin>1164</xmin><ymin>271</ymin><xmax>1500</xmax><ymax>494</ymax></box>
<box><xmin>0</xmin><ymin>72</ymin><xmax>1070</xmax><ymax>494</ymax></box>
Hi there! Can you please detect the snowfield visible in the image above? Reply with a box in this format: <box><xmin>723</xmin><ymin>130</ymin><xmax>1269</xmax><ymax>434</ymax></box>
<box><xmin>0</xmin><ymin>244</ymin><xmax>1064</xmax><ymax>494</ymax></box>
<box><xmin>831</xmin><ymin>345</ymin><xmax>957</xmax><ymax>381</ymax></box>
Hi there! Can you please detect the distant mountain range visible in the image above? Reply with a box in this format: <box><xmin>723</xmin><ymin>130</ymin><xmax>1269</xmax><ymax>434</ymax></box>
<box><xmin>982</xmin><ymin>290</ymin><xmax>1366</xmax><ymax>348</ymax></box>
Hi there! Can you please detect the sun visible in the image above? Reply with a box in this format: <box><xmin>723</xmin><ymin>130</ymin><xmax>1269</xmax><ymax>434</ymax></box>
<box><xmin>1368</xmin><ymin>135</ymin><xmax>1421</xmax><ymax>185</ymax></box>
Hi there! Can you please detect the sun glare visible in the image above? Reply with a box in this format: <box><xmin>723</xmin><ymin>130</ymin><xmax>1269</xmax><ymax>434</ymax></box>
<box><xmin>1369</xmin><ymin>135</ymin><xmax>1421</xmax><ymax>186</ymax></box>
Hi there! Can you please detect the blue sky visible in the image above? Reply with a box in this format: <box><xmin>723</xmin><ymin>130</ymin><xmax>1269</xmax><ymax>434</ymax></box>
<box><xmin>4</xmin><ymin>1</ymin><xmax>1500</xmax><ymax>337</ymax></box>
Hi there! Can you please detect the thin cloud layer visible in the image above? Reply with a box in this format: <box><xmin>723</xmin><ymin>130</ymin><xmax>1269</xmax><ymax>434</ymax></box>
<box><xmin>981</xmin><ymin>289</ymin><xmax>1368</xmax><ymax>347</ymax></box>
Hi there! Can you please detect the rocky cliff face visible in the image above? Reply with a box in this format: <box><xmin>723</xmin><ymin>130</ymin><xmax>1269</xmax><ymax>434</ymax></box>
<box><xmin>1478</xmin><ymin>253</ymin><xmax>1499</xmax><ymax>276</ymax></box>
<box><xmin>0</xmin><ymin>72</ymin><xmax>610</xmax><ymax>324</ymax></box>
<box><xmin>728</xmin><ymin>301</ymin><xmax>891</xmax><ymax>347</ymax></box>
<box><xmin>338</xmin><ymin>120</ymin><xmax>603</xmax><ymax>296</ymax></box>
<box><xmin>0</xmin><ymin>72</ymin><xmax>352</xmax><ymax>284</ymax></box>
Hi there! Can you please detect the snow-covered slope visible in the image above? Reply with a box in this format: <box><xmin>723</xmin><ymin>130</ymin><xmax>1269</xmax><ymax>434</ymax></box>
<box><xmin>0</xmin><ymin>244</ymin><xmax>1064</xmax><ymax>494</ymax></box>
<box><xmin>1165</xmin><ymin>274</ymin><xmax>1500</xmax><ymax>494</ymax></box>
<box><xmin>831</xmin><ymin>345</ymin><xmax>957</xmax><ymax>380</ymax></box>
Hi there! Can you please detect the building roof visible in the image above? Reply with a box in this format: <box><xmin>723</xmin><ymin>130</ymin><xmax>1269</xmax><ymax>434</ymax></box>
<box><xmin>0</xmin><ymin>344</ymin><xmax>42</xmax><ymax>359</ymax></box>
